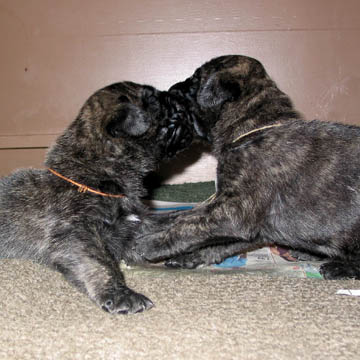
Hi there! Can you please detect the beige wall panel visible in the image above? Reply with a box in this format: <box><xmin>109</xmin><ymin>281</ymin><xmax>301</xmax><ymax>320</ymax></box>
<box><xmin>0</xmin><ymin>149</ymin><xmax>46</xmax><ymax>176</ymax></box>
<box><xmin>2</xmin><ymin>0</ymin><xmax>359</xmax><ymax>35</ymax></box>
<box><xmin>158</xmin><ymin>146</ymin><xmax>218</xmax><ymax>184</ymax></box>
<box><xmin>1</xmin><ymin>30</ymin><xmax>359</xmax><ymax>137</ymax></box>
<box><xmin>0</xmin><ymin>0</ymin><xmax>360</xmax><ymax>181</ymax></box>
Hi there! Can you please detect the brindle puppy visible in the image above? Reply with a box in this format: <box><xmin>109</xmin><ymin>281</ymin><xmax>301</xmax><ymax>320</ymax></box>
<box><xmin>0</xmin><ymin>81</ymin><xmax>193</xmax><ymax>314</ymax></box>
<box><xmin>136</xmin><ymin>55</ymin><xmax>360</xmax><ymax>280</ymax></box>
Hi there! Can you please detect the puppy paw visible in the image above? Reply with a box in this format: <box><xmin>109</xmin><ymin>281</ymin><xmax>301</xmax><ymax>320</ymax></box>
<box><xmin>100</xmin><ymin>287</ymin><xmax>154</xmax><ymax>314</ymax></box>
<box><xmin>134</xmin><ymin>232</ymin><xmax>173</xmax><ymax>262</ymax></box>
<box><xmin>165</xmin><ymin>254</ymin><xmax>204</xmax><ymax>269</ymax></box>
<box><xmin>289</xmin><ymin>249</ymin><xmax>325</xmax><ymax>262</ymax></box>
<box><xmin>320</xmin><ymin>260</ymin><xmax>360</xmax><ymax>280</ymax></box>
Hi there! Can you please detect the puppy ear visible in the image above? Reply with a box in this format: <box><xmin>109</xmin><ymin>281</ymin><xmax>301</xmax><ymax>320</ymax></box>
<box><xmin>106</xmin><ymin>107</ymin><xmax>150</xmax><ymax>138</ymax></box>
<box><xmin>198</xmin><ymin>72</ymin><xmax>241</xmax><ymax>109</ymax></box>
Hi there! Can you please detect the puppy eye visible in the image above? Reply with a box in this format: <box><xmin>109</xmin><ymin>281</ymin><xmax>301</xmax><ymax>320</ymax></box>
<box><xmin>118</xmin><ymin>95</ymin><xmax>130</xmax><ymax>103</ymax></box>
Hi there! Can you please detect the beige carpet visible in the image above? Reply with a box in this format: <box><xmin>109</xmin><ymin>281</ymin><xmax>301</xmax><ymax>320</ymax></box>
<box><xmin>0</xmin><ymin>259</ymin><xmax>359</xmax><ymax>360</ymax></box>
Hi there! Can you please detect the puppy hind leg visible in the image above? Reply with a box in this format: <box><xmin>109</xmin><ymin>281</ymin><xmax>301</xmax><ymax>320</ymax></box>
<box><xmin>288</xmin><ymin>249</ymin><xmax>326</xmax><ymax>262</ymax></box>
<box><xmin>320</xmin><ymin>257</ymin><xmax>360</xmax><ymax>280</ymax></box>
<box><xmin>135</xmin><ymin>199</ymin><xmax>262</xmax><ymax>262</ymax></box>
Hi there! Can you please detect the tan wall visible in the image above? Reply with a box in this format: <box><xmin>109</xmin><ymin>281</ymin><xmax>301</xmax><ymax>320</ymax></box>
<box><xmin>1</xmin><ymin>0</ymin><xmax>360</xmax><ymax>182</ymax></box>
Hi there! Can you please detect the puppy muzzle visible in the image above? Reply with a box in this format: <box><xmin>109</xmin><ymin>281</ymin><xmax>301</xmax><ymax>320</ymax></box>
<box><xmin>157</xmin><ymin>92</ymin><xmax>195</xmax><ymax>158</ymax></box>
<box><xmin>169</xmin><ymin>80</ymin><xmax>211</xmax><ymax>142</ymax></box>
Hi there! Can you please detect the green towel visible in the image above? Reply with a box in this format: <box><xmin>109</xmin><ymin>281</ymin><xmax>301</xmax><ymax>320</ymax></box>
<box><xmin>149</xmin><ymin>181</ymin><xmax>215</xmax><ymax>203</ymax></box>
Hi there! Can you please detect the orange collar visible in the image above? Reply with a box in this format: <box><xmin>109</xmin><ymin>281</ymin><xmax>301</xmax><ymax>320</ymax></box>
<box><xmin>232</xmin><ymin>123</ymin><xmax>282</xmax><ymax>143</ymax></box>
<box><xmin>48</xmin><ymin>168</ymin><xmax>126</xmax><ymax>198</ymax></box>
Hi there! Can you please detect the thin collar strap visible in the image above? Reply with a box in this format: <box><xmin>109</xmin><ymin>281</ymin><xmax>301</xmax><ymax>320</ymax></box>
<box><xmin>48</xmin><ymin>168</ymin><xmax>126</xmax><ymax>198</ymax></box>
<box><xmin>232</xmin><ymin>123</ymin><xmax>283</xmax><ymax>143</ymax></box>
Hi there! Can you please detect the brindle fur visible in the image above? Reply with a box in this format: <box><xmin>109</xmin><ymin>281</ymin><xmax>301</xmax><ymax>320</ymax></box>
<box><xmin>0</xmin><ymin>81</ymin><xmax>193</xmax><ymax>313</ymax></box>
<box><xmin>136</xmin><ymin>55</ymin><xmax>360</xmax><ymax>280</ymax></box>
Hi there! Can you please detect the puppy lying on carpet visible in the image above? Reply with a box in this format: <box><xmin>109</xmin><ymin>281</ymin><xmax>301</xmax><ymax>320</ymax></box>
<box><xmin>0</xmin><ymin>81</ymin><xmax>192</xmax><ymax>314</ymax></box>
<box><xmin>136</xmin><ymin>55</ymin><xmax>360</xmax><ymax>280</ymax></box>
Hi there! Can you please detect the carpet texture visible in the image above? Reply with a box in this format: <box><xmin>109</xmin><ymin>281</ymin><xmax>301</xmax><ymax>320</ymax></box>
<box><xmin>1</xmin><ymin>259</ymin><xmax>359</xmax><ymax>360</ymax></box>
<box><xmin>1</xmin><ymin>183</ymin><xmax>360</xmax><ymax>359</ymax></box>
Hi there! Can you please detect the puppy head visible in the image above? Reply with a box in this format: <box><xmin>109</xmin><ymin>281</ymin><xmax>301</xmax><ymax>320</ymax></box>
<box><xmin>170</xmin><ymin>55</ymin><xmax>270</xmax><ymax>140</ymax></box>
<box><xmin>101</xmin><ymin>82</ymin><xmax>194</xmax><ymax>160</ymax></box>
<box><xmin>46</xmin><ymin>82</ymin><xmax>194</xmax><ymax>178</ymax></box>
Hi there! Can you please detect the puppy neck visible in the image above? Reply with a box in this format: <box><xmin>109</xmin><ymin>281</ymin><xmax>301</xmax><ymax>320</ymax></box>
<box><xmin>232</xmin><ymin>123</ymin><xmax>283</xmax><ymax>143</ymax></box>
<box><xmin>48</xmin><ymin>168</ymin><xmax>126</xmax><ymax>198</ymax></box>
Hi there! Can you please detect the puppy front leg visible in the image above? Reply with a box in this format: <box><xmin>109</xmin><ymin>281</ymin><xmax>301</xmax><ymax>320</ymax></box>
<box><xmin>50</xmin><ymin>231</ymin><xmax>153</xmax><ymax>314</ymax></box>
<box><xmin>146</xmin><ymin>209</ymin><xmax>190</xmax><ymax>228</ymax></box>
<box><xmin>135</xmin><ymin>199</ymin><xmax>263</xmax><ymax>262</ymax></box>
<box><xmin>165</xmin><ymin>241</ymin><xmax>260</xmax><ymax>269</ymax></box>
